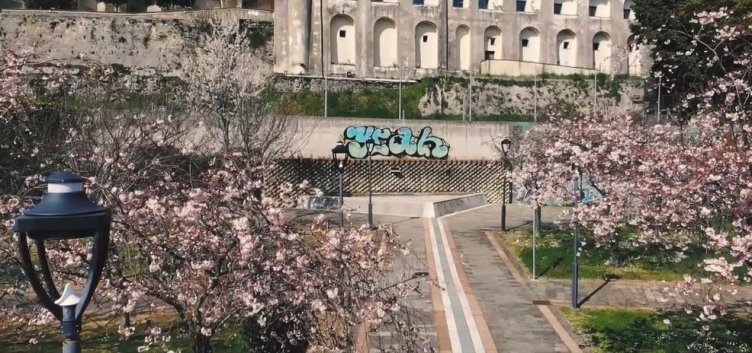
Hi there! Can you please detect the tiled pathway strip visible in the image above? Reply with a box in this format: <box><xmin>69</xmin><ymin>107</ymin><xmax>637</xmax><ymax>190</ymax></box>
<box><xmin>428</xmin><ymin>217</ymin><xmax>486</xmax><ymax>352</ymax></box>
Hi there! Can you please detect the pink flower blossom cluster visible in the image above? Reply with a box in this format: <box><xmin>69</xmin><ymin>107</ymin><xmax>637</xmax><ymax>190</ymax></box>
<box><xmin>515</xmin><ymin>9</ymin><xmax>752</xmax><ymax>314</ymax></box>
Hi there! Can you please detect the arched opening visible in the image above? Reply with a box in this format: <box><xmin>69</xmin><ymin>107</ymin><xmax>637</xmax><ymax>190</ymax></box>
<box><xmin>588</xmin><ymin>0</ymin><xmax>610</xmax><ymax>17</ymax></box>
<box><xmin>593</xmin><ymin>31</ymin><xmax>612</xmax><ymax>73</ymax></box>
<box><xmin>331</xmin><ymin>15</ymin><xmax>355</xmax><ymax>65</ymax></box>
<box><xmin>623</xmin><ymin>0</ymin><xmax>634</xmax><ymax>19</ymax></box>
<box><xmin>627</xmin><ymin>35</ymin><xmax>643</xmax><ymax>76</ymax></box>
<box><xmin>520</xmin><ymin>27</ymin><xmax>540</xmax><ymax>62</ymax></box>
<box><xmin>484</xmin><ymin>26</ymin><xmax>502</xmax><ymax>60</ymax></box>
<box><xmin>556</xmin><ymin>30</ymin><xmax>576</xmax><ymax>67</ymax></box>
<box><xmin>456</xmin><ymin>26</ymin><xmax>471</xmax><ymax>70</ymax></box>
<box><xmin>374</xmin><ymin>18</ymin><xmax>397</xmax><ymax>67</ymax></box>
<box><xmin>415</xmin><ymin>21</ymin><xmax>438</xmax><ymax>69</ymax></box>
<box><xmin>553</xmin><ymin>0</ymin><xmax>576</xmax><ymax>15</ymax></box>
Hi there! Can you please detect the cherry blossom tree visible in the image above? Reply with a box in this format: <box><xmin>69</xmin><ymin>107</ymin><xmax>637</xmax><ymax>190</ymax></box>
<box><xmin>1</xmin><ymin>50</ymin><xmax>428</xmax><ymax>353</ymax></box>
<box><xmin>182</xmin><ymin>20</ymin><xmax>293</xmax><ymax>162</ymax></box>
<box><xmin>515</xmin><ymin>7</ymin><xmax>752</xmax><ymax>316</ymax></box>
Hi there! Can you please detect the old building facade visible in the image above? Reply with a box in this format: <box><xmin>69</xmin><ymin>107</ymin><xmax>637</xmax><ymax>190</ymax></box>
<box><xmin>273</xmin><ymin>0</ymin><xmax>646</xmax><ymax>79</ymax></box>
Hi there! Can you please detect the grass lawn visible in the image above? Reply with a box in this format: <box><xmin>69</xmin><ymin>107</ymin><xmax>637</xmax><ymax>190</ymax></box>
<box><xmin>0</xmin><ymin>314</ymin><xmax>247</xmax><ymax>353</ymax></box>
<box><xmin>561</xmin><ymin>307</ymin><xmax>752</xmax><ymax>353</ymax></box>
<box><xmin>502</xmin><ymin>231</ymin><xmax>705</xmax><ymax>281</ymax></box>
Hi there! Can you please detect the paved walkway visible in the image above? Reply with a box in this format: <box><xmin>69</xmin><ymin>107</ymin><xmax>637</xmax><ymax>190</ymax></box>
<box><xmin>442</xmin><ymin>205</ymin><xmax>571</xmax><ymax>353</ymax></box>
<box><xmin>341</xmin><ymin>203</ymin><xmax>752</xmax><ymax>353</ymax></box>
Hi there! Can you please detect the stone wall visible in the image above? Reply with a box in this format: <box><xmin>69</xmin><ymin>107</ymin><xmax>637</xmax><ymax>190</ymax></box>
<box><xmin>273</xmin><ymin>75</ymin><xmax>645</xmax><ymax>119</ymax></box>
<box><xmin>0</xmin><ymin>9</ymin><xmax>273</xmax><ymax>74</ymax></box>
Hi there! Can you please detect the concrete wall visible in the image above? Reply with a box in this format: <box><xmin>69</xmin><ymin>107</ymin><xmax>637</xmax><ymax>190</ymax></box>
<box><xmin>480</xmin><ymin>59</ymin><xmax>595</xmax><ymax>76</ymax></box>
<box><xmin>285</xmin><ymin>116</ymin><xmax>521</xmax><ymax>160</ymax></box>
<box><xmin>274</xmin><ymin>0</ymin><xmax>643</xmax><ymax>79</ymax></box>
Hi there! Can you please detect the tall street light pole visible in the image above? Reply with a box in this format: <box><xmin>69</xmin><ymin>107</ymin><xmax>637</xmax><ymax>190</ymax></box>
<box><xmin>320</xmin><ymin>0</ymin><xmax>328</xmax><ymax>118</ymax></box>
<box><xmin>572</xmin><ymin>167</ymin><xmax>582</xmax><ymax>309</ymax></box>
<box><xmin>500</xmin><ymin>138</ymin><xmax>512</xmax><ymax>232</ymax></box>
<box><xmin>398</xmin><ymin>63</ymin><xmax>403</xmax><ymax>120</ymax></box>
<box><xmin>332</xmin><ymin>142</ymin><xmax>349</xmax><ymax>227</ymax></box>
<box><xmin>365</xmin><ymin>138</ymin><xmax>375</xmax><ymax>229</ymax></box>
<box><xmin>14</xmin><ymin>171</ymin><xmax>111</xmax><ymax>353</ymax></box>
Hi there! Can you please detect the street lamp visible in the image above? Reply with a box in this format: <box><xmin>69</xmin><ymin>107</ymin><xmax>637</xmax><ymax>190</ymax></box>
<box><xmin>500</xmin><ymin>138</ymin><xmax>512</xmax><ymax>231</ymax></box>
<box><xmin>365</xmin><ymin>138</ymin><xmax>375</xmax><ymax>229</ymax></box>
<box><xmin>14</xmin><ymin>171</ymin><xmax>111</xmax><ymax>353</ymax></box>
<box><xmin>332</xmin><ymin>142</ymin><xmax>349</xmax><ymax>227</ymax></box>
<box><xmin>572</xmin><ymin>166</ymin><xmax>582</xmax><ymax>310</ymax></box>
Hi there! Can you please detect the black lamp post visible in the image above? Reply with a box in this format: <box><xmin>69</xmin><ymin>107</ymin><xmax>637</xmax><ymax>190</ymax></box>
<box><xmin>365</xmin><ymin>138</ymin><xmax>375</xmax><ymax>229</ymax></box>
<box><xmin>14</xmin><ymin>171</ymin><xmax>111</xmax><ymax>353</ymax></box>
<box><xmin>332</xmin><ymin>142</ymin><xmax>349</xmax><ymax>227</ymax></box>
<box><xmin>500</xmin><ymin>138</ymin><xmax>512</xmax><ymax>232</ymax></box>
<box><xmin>571</xmin><ymin>166</ymin><xmax>582</xmax><ymax>310</ymax></box>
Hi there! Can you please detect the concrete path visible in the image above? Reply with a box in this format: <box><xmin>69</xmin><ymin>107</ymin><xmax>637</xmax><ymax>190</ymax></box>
<box><xmin>315</xmin><ymin>202</ymin><xmax>752</xmax><ymax>353</ymax></box>
<box><xmin>441</xmin><ymin>205</ymin><xmax>572</xmax><ymax>353</ymax></box>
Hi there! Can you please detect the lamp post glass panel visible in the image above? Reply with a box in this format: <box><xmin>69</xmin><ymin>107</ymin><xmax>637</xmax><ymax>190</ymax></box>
<box><xmin>332</xmin><ymin>142</ymin><xmax>349</xmax><ymax>227</ymax></box>
<box><xmin>365</xmin><ymin>138</ymin><xmax>375</xmax><ymax>229</ymax></box>
<box><xmin>13</xmin><ymin>171</ymin><xmax>111</xmax><ymax>353</ymax></box>
<box><xmin>500</xmin><ymin>138</ymin><xmax>512</xmax><ymax>231</ymax></box>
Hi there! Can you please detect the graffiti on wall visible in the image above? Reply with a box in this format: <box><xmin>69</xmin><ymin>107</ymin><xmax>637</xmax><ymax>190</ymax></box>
<box><xmin>343</xmin><ymin>126</ymin><xmax>450</xmax><ymax>159</ymax></box>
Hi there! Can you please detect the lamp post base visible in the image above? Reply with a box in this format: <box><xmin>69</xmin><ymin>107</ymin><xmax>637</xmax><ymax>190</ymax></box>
<box><xmin>63</xmin><ymin>339</ymin><xmax>80</xmax><ymax>353</ymax></box>
<box><xmin>500</xmin><ymin>202</ymin><xmax>507</xmax><ymax>232</ymax></box>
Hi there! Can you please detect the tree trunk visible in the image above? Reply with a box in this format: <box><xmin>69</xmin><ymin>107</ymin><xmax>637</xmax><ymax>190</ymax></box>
<box><xmin>192</xmin><ymin>334</ymin><xmax>213</xmax><ymax>353</ymax></box>
<box><xmin>121</xmin><ymin>313</ymin><xmax>131</xmax><ymax>327</ymax></box>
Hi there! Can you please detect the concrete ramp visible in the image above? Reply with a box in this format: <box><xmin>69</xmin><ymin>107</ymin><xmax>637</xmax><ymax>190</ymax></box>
<box><xmin>305</xmin><ymin>193</ymin><xmax>486</xmax><ymax>218</ymax></box>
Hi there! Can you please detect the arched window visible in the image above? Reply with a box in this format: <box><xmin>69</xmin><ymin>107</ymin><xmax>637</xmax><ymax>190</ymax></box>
<box><xmin>520</xmin><ymin>27</ymin><xmax>540</xmax><ymax>62</ymax></box>
<box><xmin>331</xmin><ymin>15</ymin><xmax>355</xmax><ymax>65</ymax></box>
<box><xmin>627</xmin><ymin>35</ymin><xmax>643</xmax><ymax>76</ymax></box>
<box><xmin>623</xmin><ymin>0</ymin><xmax>634</xmax><ymax>20</ymax></box>
<box><xmin>484</xmin><ymin>26</ymin><xmax>502</xmax><ymax>60</ymax></box>
<box><xmin>592</xmin><ymin>31</ymin><xmax>612</xmax><ymax>73</ymax></box>
<box><xmin>374</xmin><ymin>18</ymin><xmax>397</xmax><ymax>67</ymax></box>
<box><xmin>456</xmin><ymin>26</ymin><xmax>471</xmax><ymax>70</ymax></box>
<box><xmin>415</xmin><ymin>21</ymin><xmax>438</xmax><ymax>69</ymax></box>
<box><xmin>588</xmin><ymin>0</ymin><xmax>610</xmax><ymax>17</ymax></box>
<box><xmin>556</xmin><ymin>30</ymin><xmax>576</xmax><ymax>67</ymax></box>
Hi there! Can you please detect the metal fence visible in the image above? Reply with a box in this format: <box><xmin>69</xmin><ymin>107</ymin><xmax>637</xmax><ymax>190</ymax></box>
<box><xmin>267</xmin><ymin>158</ymin><xmax>512</xmax><ymax>203</ymax></box>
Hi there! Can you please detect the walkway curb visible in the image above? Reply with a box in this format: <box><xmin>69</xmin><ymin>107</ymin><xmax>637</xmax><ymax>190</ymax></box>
<box><xmin>423</xmin><ymin>218</ymin><xmax>453</xmax><ymax>353</ymax></box>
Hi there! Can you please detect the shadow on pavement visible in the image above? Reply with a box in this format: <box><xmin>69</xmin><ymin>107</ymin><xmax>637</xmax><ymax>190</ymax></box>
<box><xmin>578</xmin><ymin>276</ymin><xmax>620</xmax><ymax>307</ymax></box>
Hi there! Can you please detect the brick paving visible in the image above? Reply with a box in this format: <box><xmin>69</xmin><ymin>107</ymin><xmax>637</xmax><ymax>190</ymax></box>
<box><xmin>443</xmin><ymin>208</ymin><xmax>570</xmax><ymax>353</ymax></box>
<box><xmin>352</xmin><ymin>214</ymin><xmax>438</xmax><ymax>353</ymax></box>
<box><xmin>442</xmin><ymin>204</ymin><xmax>752</xmax><ymax>311</ymax></box>
<box><xmin>324</xmin><ymin>203</ymin><xmax>752</xmax><ymax>353</ymax></box>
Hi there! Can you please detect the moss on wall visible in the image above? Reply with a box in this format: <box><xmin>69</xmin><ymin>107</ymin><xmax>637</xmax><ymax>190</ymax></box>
<box><xmin>270</xmin><ymin>74</ymin><xmax>643</xmax><ymax>121</ymax></box>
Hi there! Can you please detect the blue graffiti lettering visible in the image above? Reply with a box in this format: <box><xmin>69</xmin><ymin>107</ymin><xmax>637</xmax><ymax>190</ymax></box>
<box><xmin>342</xmin><ymin>126</ymin><xmax>450</xmax><ymax>159</ymax></box>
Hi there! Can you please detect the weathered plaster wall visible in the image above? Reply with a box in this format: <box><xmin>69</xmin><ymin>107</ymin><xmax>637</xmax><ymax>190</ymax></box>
<box><xmin>0</xmin><ymin>9</ymin><xmax>272</xmax><ymax>74</ymax></box>
<box><xmin>274</xmin><ymin>0</ymin><xmax>642</xmax><ymax>80</ymax></box>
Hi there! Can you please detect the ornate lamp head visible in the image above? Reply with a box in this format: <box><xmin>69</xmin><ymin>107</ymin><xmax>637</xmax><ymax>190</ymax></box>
<box><xmin>14</xmin><ymin>171</ymin><xmax>111</xmax><ymax>326</ymax></box>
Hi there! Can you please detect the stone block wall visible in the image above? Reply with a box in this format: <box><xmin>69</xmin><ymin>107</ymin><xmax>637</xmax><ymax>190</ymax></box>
<box><xmin>0</xmin><ymin>9</ymin><xmax>273</xmax><ymax>74</ymax></box>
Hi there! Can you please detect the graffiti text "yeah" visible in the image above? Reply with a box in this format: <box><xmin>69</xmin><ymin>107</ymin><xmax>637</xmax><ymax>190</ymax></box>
<box><xmin>343</xmin><ymin>126</ymin><xmax>450</xmax><ymax>159</ymax></box>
